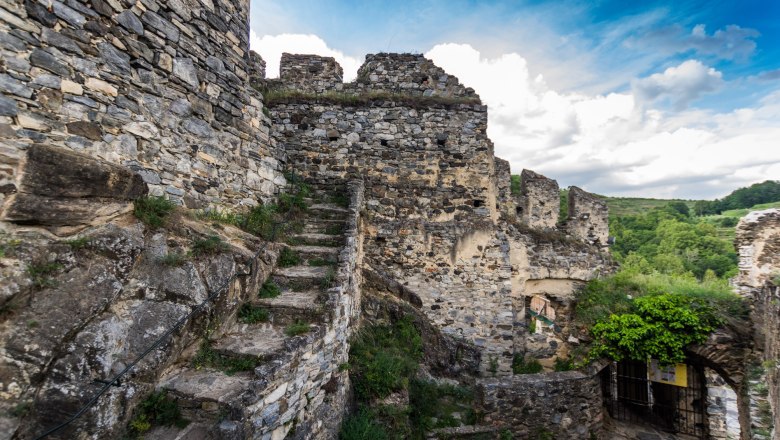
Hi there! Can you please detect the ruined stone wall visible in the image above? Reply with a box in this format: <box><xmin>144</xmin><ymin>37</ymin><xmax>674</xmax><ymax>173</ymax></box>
<box><xmin>735</xmin><ymin>209</ymin><xmax>780</xmax><ymax>440</ymax></box>
<box><xmin>269</xmin><ymin>54</ymin><xmax>609</xmax><ymax>374</ymax></box>
<box><xmin>0</xmin><ymin>0</ymin><xmax>283</xmax><ymax>222</ymax></box>
<box><xmin>278</xmin><ymin>53</ymin><xmax>344</xmax><ymax>93</ymax></box>
<box><xmin>567</xmin><ymin>186</ymin><xmax>610</xmax><ymax>246</ymax></box>
<box><xmin>517</xmin><ymin>169</ymin><xmax>560</xmax><ymax>229</ymax></box>
<box><xmin>355</xmin><ymin>53</ymin><xmax>478</xmax><ymax>97</ymax></box>
<box><xmin>477</xmin><ymin>371</ymin><xmax>604</xmax><ymax>438</ymax></box>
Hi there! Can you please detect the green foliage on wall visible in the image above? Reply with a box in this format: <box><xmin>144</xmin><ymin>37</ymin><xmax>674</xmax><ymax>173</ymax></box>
<box><xmin>587</xmin><ymin>293</ymin><xmax>720</xmax><ymax>365</ymax></box>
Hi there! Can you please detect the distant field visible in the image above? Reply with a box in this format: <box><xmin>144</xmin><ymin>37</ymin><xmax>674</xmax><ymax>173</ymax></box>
<box><xmin>700</xmin><ymin>201</ymin><xmax>780</xmax><ymax>241</ymax></box>
<box><xmin>601</xmin><ymin>197</ymin><xmax>699</xmax><ymax>218</ymax></box>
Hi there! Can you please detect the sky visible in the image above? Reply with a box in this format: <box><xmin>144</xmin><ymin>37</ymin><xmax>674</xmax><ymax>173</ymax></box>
<box><xmin>249</xmin><ymin>0</ymin><xmax>780</xmax><ymax>200</ymax></box>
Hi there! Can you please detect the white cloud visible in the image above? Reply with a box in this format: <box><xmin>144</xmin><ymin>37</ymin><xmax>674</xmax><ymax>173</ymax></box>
<box><xmin>425</xmin><ymin>44</ymin><xmax>780</xmax><ymax>199</ymax></box>
<box><xmin>249</xmin><ymin>31</ymin><xmax>362</xmax><ymax>81</ymax></box>
<box><xmin>632</xmin><ymin>60</ymin><xmax>724</xmax><ymax>110</ymax></box>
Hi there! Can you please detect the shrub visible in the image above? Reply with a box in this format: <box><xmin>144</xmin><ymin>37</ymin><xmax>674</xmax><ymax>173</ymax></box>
<box><xmin>133</xmin><ymin>196</ymin><xmax>176</xmax><ymax>228</ymax></box>
<box><xmin>331</xmin><ymin>192</ymin><xmax>350</xmax><ymax>208</ymax></box>
<box><xmin>259</xmin><ymin>280</ymin><xmax>281</xmax><ymax>299</ymax></box>
<box><xmin>587</xmin><ymin>294</ymin><xmax>719</xmax><ymax>365</ymax></box>
<box><xmin>238</xmin><ymin>304</ymin><xmax>269</xmax><ymax>324</ymax></box>
<box><xmin>192</xmin><ymin>235</ymin><xmax>229</xmax><ymax>256</ymax></box>
<box><xmin>308</xmin><ymin>258</ymin><xmax>331</xmax><ymax>267</ymax></box>
<box><xmin>512</xmin><ymin>355</ymin><xmax>543</xmax><ymax>374</ymax></box>
<box><xmin>285</xmin><ymin>321</ymin><xmax>311</xmax><ymax>337</ymax></box>
<box><xmin>129</xmin><ymin>390</ymin><xmax>188</xmax><ymax>435</ymax></box>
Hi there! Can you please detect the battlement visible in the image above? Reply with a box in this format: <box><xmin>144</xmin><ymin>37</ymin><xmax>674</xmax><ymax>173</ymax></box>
<box><xmin>279</xmin><ymin>53</ymin><xmax>344</xmax><ymax>93</ymax></box>
<box><xmin>517</xmin><ymin>169</ymin><xmax>560</xmax><ymax>229</ymax></box>
<box><xmin>566</xmin><ymin>186</ymin><xmax>609</xmax><ymax>246</ymax></box>
<box><xmin>272</xmin><ymin>52</ymin><xmax>478</xmax><ymax>99</ymax></box>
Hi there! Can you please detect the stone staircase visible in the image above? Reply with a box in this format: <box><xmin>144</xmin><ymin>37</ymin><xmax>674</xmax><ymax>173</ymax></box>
<box><xmin>145</xmin><ymin>194</ymin><xmax>352</xmax><ymax>439</ymax></box>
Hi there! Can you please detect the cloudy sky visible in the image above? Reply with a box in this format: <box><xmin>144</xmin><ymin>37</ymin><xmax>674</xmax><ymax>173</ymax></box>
<box><xmin>249</xmin><ymin>0</ymin><xmax>780</xmax><ymax>200</ymax></box>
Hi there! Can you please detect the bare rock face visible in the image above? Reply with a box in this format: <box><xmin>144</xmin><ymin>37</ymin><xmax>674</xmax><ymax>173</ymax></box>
<box><xmin>1</xmin><ymin>145</ymin><xmax>147</xmax><ymax>234</ymax></box>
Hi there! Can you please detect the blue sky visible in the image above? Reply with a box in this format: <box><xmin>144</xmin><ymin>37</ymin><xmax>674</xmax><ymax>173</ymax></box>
<box><xmin>250</xmin><ymin>0</ymin><xmax>780</xmax><ymax>199</ymax></box>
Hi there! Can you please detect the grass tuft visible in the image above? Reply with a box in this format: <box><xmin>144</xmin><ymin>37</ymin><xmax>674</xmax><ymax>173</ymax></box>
<box><xmin>192</xmin><ymin>340</ymin><xmax>258</xmax><ymax>375</ymax></box>
<box><xmin>27</xmin><ymin>262</ymin><xmax>62</xmax><ymax>289</ymax></box>
<box><xmin>64</xmin><ymin>237</ymin><xmax>89</xmax><ymax>250</ymax></box>
<box><xmin>128</xmin><ymin>390</ymin><xmax>188</xmax><ymax>436</ymax></box>
<box><xmin>512</xmin><ymin>355</ymin><xmax>543</xmax><ymax>374</ymax></box>
<box><xmin>278</xmin><ymin>247</ymin><xmax>301</xmax><ymax>267</ymax></box>
<box><xmin>285</xmin><ymin>321</ymin><xmax>311</xmax><ymax>337</ymax></box>
<box><xmin>192</xmin><ymin>235</ymin><xmax>229</xmax><ymax>256</ymax></box>
<box><xmin>238</xmin><ymin>303</ymin><xmax>270</xmax><ymax>324</ymax></box>
<box><xmin>158</xmin><ymin>252</ymin><xmax>188</xmax><ymax>267</ymax></box>
<box><xmin>133</xmin><ymin>196</ymin><xmax>176</xmax><ymax>228</ymax></box>
<box><xmin>259</xmin><ymin>280</ymin><xmax>281</xmax><ymax>299</ymax></box>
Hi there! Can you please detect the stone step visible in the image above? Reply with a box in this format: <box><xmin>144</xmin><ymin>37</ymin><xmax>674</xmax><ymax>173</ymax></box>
<box><xmin>212</xmin><ymin>323</ymin><xmax>287</xmax><ymax>359</ymax></box>
<box><xmin>152</xmin><ymin>369</ymin><xmax>251</xmax><ymax>437</ymax></box>
<box><xmin>302</xmin><ymin>220</ymin><xmax>345</xmax><ymax>235</ymax></box>
<box><xmin>252</xmin><ymin>290</ymin><xmax>325</xmax><ymax>325</ymax></box>
<box><xmin>288</xmin><ymin>232</ymin><xmax>344</xmax><ymax>247</ymax></box>
<box><xmin>144</xmin><ymin>423</ymin><xmax>214</xmax><ymax>440</ymax></box>
<box><xmin>290</xmin><ymin>245</ymin><xmax>340</xmax><ymax>264</ymax></box>
<box><xmin>306</xmin><ymin>203</ymin><xmax>349</xmax><ymax>220</ymax></box>
<box><xmin>273</xmin><ymin>265</ymin><xmax>333</xmax><ymax>290</ymax></box>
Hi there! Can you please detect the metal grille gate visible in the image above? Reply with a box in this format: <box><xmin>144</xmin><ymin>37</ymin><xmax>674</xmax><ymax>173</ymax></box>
<box><xmin>601</xmin><ymin>360</ymin><xmax>708</xmax><ymax>438</ymax></box>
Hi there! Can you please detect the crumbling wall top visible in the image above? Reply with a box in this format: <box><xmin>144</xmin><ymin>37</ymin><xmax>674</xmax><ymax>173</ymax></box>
<box><xmin>279</xmin><ymin>53</ymin><xmax>344</xmax><ymax>93</ymax></box>
<box><xmin>735</xmin><ymin>208</ymin><xmax>780</xmax><ymax>288</ymax></box>
<box><xmin>356</xmin><ymin>53</ymin><xmax>477</xmax><ymax>97</ymax></box>
<box><xmin>517</xmin><ymin>169</ymin><xmax>560</xmax><ymax>229</ymax></box>
<box><xmin>566</xmin><ymin>186</ymin><xmax>609</xmax><ymax>246</ymax></box>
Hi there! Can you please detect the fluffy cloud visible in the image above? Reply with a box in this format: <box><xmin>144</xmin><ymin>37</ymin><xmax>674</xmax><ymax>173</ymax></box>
<box><xmin>249</xmin><ymin>31</ymin><xmax>362</xmax><ymax>81</ymax></box>
<box><xmin>425</xmin><ymin>44</ymin><xmax>780</xmax><ymax>199</ymax></box>
<box><xmin>632</xmin><ymin>60</ymin><xmax>724</xmax><ymax>110</ymax></box>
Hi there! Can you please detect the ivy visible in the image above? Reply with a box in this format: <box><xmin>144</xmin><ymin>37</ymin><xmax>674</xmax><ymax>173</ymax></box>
<box><xmin>587</xmin><ymin>294</ymin><xmax>719</xmax><ymax>365</ymax></box>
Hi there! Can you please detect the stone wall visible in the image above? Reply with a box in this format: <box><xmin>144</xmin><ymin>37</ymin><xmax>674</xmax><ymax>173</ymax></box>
<box><xmin>567</xmin><ymin>186</ymin><xmax>610</xmax><ymax>246</ymax></box>
<box><xmin>735</xmin><ymin>209</ymin><xmax>780</xmax><ymax>440</ymax></box>
<box><xmin>268</xmin><ymin>54</ymin><xmax>609</xmax><ymax>374</ymax></box>
<box><xmin>516</xmin><ymin>169</ymin><xmax>560</xmax><ymax>229</ymax></box>
<box><xmin>278</xmin><ymin>53</ymin><xmax>344</xmax><ymax>93</ymax></box>
<box><xmin>0</xmin><ymin>0</ymin><xmax>283</xmax><ymax>217</ymax></box>
<box><xmin>355</xmin><ymin>53</ymin><xmax>478</xmax><ymax>97</ymax></box>
<box><xmin>477</xmin><ymin>371</ymin><xmax>604</xmax><ymax>438</ymax></box>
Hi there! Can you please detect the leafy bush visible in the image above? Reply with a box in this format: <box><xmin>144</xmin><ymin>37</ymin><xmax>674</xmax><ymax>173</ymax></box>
<box><xmin>409</xmin><ymin>379</ymin><xmax>475</xmax><ymax>434</ymax></box>
<box><xmin>349</xmin><ymin>316</ymin><xmax>423</xmax><ymax>400</ymax></box>
<box><xmin>133</xmin><ymin>196</ymin><xmax>176</xmax><ymax>228</ymax></box>
<box><xmin>129</xmin><ymin>390</ymin><xmax>188</xmax><ymax>436</ymax></box>
<box><xmin>512</xmin><ymin>355</ymin><xmax>543</xmax><ymax>374</ymax></box>
<box><xmin>259</xmin><ymin>280</ymin><xmax>281</xmax><ymax>298</ymax></box>
<box><xmin>587</xmin><ymin>294</ymin><xmax>719</xmax><ymax>365</ymax></box>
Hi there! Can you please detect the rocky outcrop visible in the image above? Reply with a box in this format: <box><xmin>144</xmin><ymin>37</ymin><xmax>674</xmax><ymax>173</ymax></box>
<box><xmin>1</xmin><ymin>145</ymin><xmax>146</xmax><ymax>234</ymax></box>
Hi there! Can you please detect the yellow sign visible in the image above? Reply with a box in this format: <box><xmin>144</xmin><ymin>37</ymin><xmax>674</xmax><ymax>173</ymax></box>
<box><xmin>647</xmin><ymin>359</ymin><xmax>687</xmax><ymax>387</ymax></box>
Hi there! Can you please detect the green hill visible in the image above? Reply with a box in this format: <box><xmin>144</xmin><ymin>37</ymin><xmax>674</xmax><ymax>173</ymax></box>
<box><xmin>601</xmin><ymin>197</ymin><xmax>699</xmax><ymax>218</ymax></box>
